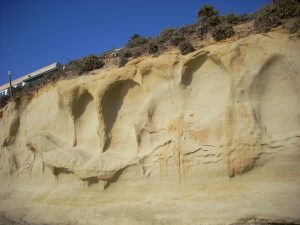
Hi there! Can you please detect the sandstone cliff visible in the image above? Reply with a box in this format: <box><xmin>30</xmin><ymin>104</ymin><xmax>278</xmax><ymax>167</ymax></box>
<box><xmin>0</xmin><ymin>31</ymin><xmax>300</xmax><ymax>225</ymax></box>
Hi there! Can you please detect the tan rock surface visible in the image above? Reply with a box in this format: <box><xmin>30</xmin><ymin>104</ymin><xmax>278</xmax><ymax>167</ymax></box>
<box><xmin>0</xmin><ymin>31</ymin><xmax>300</xmax><ymax>225</ymax></box>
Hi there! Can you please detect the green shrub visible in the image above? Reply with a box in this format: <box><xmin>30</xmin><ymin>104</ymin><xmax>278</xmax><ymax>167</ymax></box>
<box><xmin>80</xmin><ymin>55</ymin><xmax>105</xmax><ymax>73</ymax></box>
<box><xmin>220</xmin><ymin>13</ymin><xmax>253</xmax><ymax>25</ymax></box>
<box><xmin>179</xmin><ymin>41</ymin><xmax>195</xmax><ymax>55</ymax></box>
<box><xmin>131</xmin><ymin>51</ymin><xmax>141</xmax><ymax>58</ymax></box>
<box><xmin>254</xmin><ymin>4</ymin><xmax>281</xmax><ymax>33</ymax></box>
<box><xmin>118</xmin><ymin>49</ymin><xmax>132</xmax><ymax>67</ymax></box>
<box><xmin>119</xmin><ymin>56</ymin><xmax>128</xmax><ymax>68</ymax></box>
<box><xmin>254</xmin><ymin>0</ymin><xmax>300</xmax><ymax>33</ymax></box>
<box><xmin>66</xmin><ymin>55</ymin><xmax>105</xmax><ymax>75</ymax></box>
<box><xmin>196</xmin><ymin>24</ymin><xmax>209</xmax><ymax>39</ymax></box>
<box><xmin>196</xmin><ymin>5</ymin><xmax>222</xmax><ymax>40</ymax></box>
<box><xmin>284</xmin><ymin>17</ymin><xmax>300</xmax><ymax>33</ymax></box>
<box><xmin>220</xmin><ymin>14</ymin><xmax>240</xmax><ymax>25</ymax></box>
<box><xmin>179</xmin><ymin>24</ymin><xmax>197</xmax><ymax>35</ymax></box>
<box><xmin>198</xmin><ymin>5</ymin><xmax>218</xmax><ymax>21</ymax></box>
<box><xmin>148</xmin><ymin>41</ymin><xmax>159</xmax><ymax>54</ymax></box>
<box><xmin>126</xmin><ymin>34</ymin><xmax>149</xmax><ymax>48</ymax></box>
<box><xmin>170</xmin><ymin>31</ymin><xmax>186</xmax><ymax>46</ymax></box>
<box><xmin>238</xmin><ymin>13</ymin><xmax>253</xmax><ymax>23</ymax></box>
<box><xmin>49</xmin><ymin>67</ymin><xmax>66</xmax><ymax>81</ymax></box>
<box><xmin>211</xmin><ymin>23</ymin><xmax>235</xmax><ymax>41</ymax></box>
<box><xmin>120</xmin><ymin>49</ymin><xmax>132</xmax><ymax>58</ymax></box>
<box><xmin>157</xmin><ymin>28</ymin><xmax>176</xmax><ymax>44</ymax></box>
<box><xmin>198</xmin><ymin>5</ymin><xmax>220</xmax><ymax>27</ymax></box>
<box><xmin>199</xmin><ymin>15</ymin><xmax>221</xmax><ymax>28</ymax></box>
<box><xmin>65</xmin><ymin>60</ymin><xmax>81</xmax><ymax>74</ymax></box>
<box><xmin>131</xmin><ymin>46</ymin><xmax>145</xmax><ymax>58</ymax></box>
<box><xmin>273</xmin><ymin>0</ymin><xmax>300</xmax><ymax>19</ymax></box>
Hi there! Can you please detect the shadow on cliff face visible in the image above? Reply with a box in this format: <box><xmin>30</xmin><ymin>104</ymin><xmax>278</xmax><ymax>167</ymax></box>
<box><xmin>250</xmin><ymin>56</ymin><xmax>300</xmax><ymax>140</ymax></box>
<box><xmin>72</xmin><ymin>91</ymin><xmax>94</xmax><ymax>119</ymax></box>
<box><xmin>101</xmin><ymin>79</ymin><xmax>140</xmax><ymax>150</ymax></box>
<box><xmin>71</xmin><ymin>91</ymin><xmax>99</xmax><ymax>148</ymax></box>
<box><xmin>181</xmin><ymin>51</ymin><xmax>208</xmax><ymax>86</ymax></box>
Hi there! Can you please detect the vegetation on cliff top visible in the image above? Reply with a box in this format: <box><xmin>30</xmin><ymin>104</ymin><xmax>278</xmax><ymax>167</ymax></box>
<box><xmin>254</xmin><ymin>0</ymin><xmax>300</xmax><ymax>32</ymax></box>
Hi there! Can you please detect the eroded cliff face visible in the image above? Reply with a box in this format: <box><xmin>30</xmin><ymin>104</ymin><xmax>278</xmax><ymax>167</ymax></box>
<box><xmin>0</xmin><ymin>32</ymin><xmax>300</xmax><ymax>225</ymax></box>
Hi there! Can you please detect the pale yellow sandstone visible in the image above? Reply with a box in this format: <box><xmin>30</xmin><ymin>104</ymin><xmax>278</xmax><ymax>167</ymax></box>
<box><xmin>0</xmin><ymin>31</ymin><xmax>300</xmax><ymax>225</ymax></box>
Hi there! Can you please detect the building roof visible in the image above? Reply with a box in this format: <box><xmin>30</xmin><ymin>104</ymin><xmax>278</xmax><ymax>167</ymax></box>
<box><xmin>0</xmin><ymin>62</ymin><xmax>59</xmax><ymax>91</ymax></box>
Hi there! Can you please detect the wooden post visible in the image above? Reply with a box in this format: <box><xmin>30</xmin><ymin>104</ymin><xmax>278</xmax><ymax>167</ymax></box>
<box><xmin>8</xmin><ymin>71</ymin><xmax>13</xmax><ymax>98</ymax></box>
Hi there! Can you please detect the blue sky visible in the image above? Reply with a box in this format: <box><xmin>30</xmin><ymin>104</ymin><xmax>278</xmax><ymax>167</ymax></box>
<box><xmin>0</xmin><ymin>0</ymin><xmax>270</xmax><ymax>85</ymax></box>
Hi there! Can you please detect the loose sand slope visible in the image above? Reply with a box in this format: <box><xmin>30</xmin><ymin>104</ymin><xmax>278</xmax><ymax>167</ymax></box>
<box><xmin>0</xmin><ymin>31</ymin><xmax>300</xmax><ymax>225</ymax></box>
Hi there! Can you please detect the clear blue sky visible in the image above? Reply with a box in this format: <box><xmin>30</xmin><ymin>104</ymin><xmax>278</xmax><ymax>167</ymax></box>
<box><xmin>0</xmin><ymin>0</ymin><xmax>270</xmax><ymax>85</ymax></box>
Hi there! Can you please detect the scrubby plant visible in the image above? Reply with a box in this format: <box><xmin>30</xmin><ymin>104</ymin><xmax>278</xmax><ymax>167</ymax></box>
<box><xmin>254</xmin><ymin>4</ymin><xmax>282</xmax><ymax>33</ymax></box>
<box><xmin>132</xmin><ymin>50</ymin><xmax>142</xmax><ymax>58</ymax></box>
<box><xmin>131</xmin><ymin>47</ymin><xmax>144</xmax><ymax>58</ymax></box>
<box><xmin>218</xmin><ymin>13</ymin><xmax>253</xmax><ymax>27</ymax></box>
<box><xmin>80</xmin><ymin>55</ymin><xmax>105</xmax><ymax>73</ymax></box>
<box><xmin>179</xmin><ymin>41</ymin><xmax>195</xmax><ymax>55</ymax></box>
<box><xmin>196</xmin><ymin>24</ymin><xmax>209</xmax><ymax>39</ymax></box>
<box><xmin>48</xmin><ymin>67</ymin><xmax>66</xmax><ymax>81</ymax></box>
<box><xmin>65</xmin><ymin>60</ymin><xmax>81</xmax><ymax>74</ymax></box>
<box><xmin>157</xmin><ymin>28</ymin><xmax>176</xmax><ymax>44</ymax></box>
<box><xmin>66</xmin><ymin>55</ymin><xmax>105</xmax><ymax>75</ymax></box>
<box><xmin>119</xmin><ymin>49</ymin><xmax>132</xmax><ymax>58</ymax></box>
<box><xmin>205</xmin><ymin>15</ymin><xmax>221</xmax><ymax>27</ymax></box>
<box><xmin>148</xmin><ymin>40</ymin><xmax>159</xmax><ymax>54</ymax></box>
<box><xmin>198</xmin><ymin>5</ymin><xmax>218</xmax><ymax>21</ymax></box>
<box><xmin>196</xmin><ymin>5</ymin><xmax>222</xmax><ymax>40</ymax></box>
<box><xmin>237</xmin><ymin>13</ymin><xmax>253</xmax><ymax>23</ymax></box>
<box><xmin>126</xmin><ymin>34</ymin><xmax>149</xmax><ymax>48</ymax></box>
<box><xmin>170</xmin><ymin>31</ymin><xmax>186</xmax><ymax>46</ymax></box>
<box><xmin>220</xmin><ymin>13</ymin><xmax>240</xmax><ymax>25</ymax></box>
<box><xmin>273</xmin><ymin>0</ymin><xmax>300</xmax><ymax>19</ymax></box>
<box><xmin>118</xmin><ymin>49</ymin><xmax>132</xmax><ymax>67</ymax></box>
<box><xmin>284</xmin><ymin>17</ymin><xmax>300</xmax><ymax>33</ymax></box>
<box><xmin>179</xmin><ymin>24</ymin><xmax>197</xmax><ymax>35</ymax></box>
<box><xmin>211</xmin><ymin>22</ymin><xmax>235</xmax><ymax>41</ymax></box>
<box><xmin>198</xmin><ymin>5</ymin><xmax>220</xmax><ymax>27</ymax></box>
<box><xmin>254</xmin><ymin>0</ymin><xmax>300</xmax><ymax>33</ymax></box>
<box><xmin>220</xmin><ymin>13</ymin><xmax>253</xmax><ymax>25</ymax></box>
<box><xmin>119</xmin><ymin>56</ymin><xmax>128</xmax><ymax>67</ymax></box>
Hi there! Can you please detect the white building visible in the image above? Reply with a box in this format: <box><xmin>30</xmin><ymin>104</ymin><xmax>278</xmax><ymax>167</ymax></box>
<box><xmin>0</xmin><ymin>62</ymin><xmax>60</xmax><ymax>97</ymax></box>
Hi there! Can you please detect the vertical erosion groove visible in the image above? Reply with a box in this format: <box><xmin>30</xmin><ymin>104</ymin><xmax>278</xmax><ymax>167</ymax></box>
<box><xmin>101</xmin><ymin>80</ymin><xmax>139</xmax><ymax>151</ymax></box>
